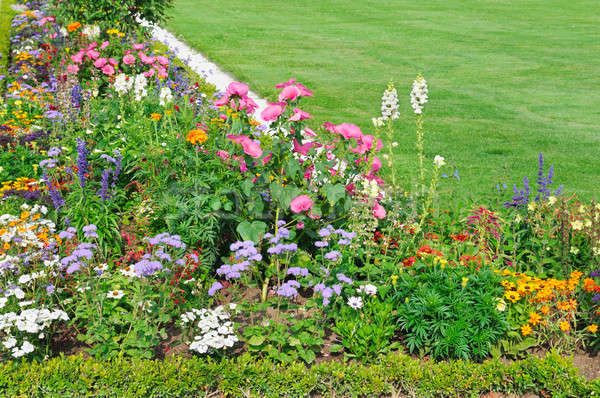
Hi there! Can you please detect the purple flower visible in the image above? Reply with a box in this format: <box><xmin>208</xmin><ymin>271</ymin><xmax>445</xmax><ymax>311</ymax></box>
<box><xmin>277</xmin><ymin>280</ymin><xmax>300</xmax><ymax>298</ymax></box>
<box><xmin>134</xmin><ymin>260</ymin><xmax>163</xmax><ymax>276</ymax></box>
<box><xmin>315</xmin><ymin>241</ymin><xmax>329</xmax><ymax>248</ymax></box>
<box><xmin>287</xmin><ymin>267</ymin><xmax>309</xmax><ymax>277</ymax></box>
<box><xmin>332</xmin><ymin>284</ymin><xmax>342</xmax><ymax>295</ymax></box>
<box><xmin>66</xmin><ymin>262</ymin><xmax>82</xmax><ymax>274</ymax></box>
<box><xmin>276</xmin><ymin>220</ymin><xmax>286</xmax><ymax>227</ymax></box>
<box><xmin>58</xmin><ymin>227</ymin><xmax>77</xmax><ymax>240</ymax></box>
<box><xmin>208</xmin><ymin>281</ymin><xmax>223</xmax><ymax>296</ymax></box>
<box><xmin>324</xmin><ymin>251</ymin><xmax>342</xmax><ymax>261</ymax></box>
<box><xmin>318</xmin><ymin>227</ymin><xmax>332</xmax><ymax>238</ymax></box>
<box><xmin>46</xmin><ymin>284</ymin><xmax>55</xmax><ymax>295</ymax></box>
<box><xmin>337</xmin><ymin>273</ymin><xmax>353</xmax><ymax>285</ymax></box>
<box><xmin>76</xmin><ymin>138</ymin><xmax>88</xmax><ymax>188</ymax></box>
<box><xmin>338</xmin><ymin>238</ymin><xmax>351</xmax><ymax>245</ymax></box>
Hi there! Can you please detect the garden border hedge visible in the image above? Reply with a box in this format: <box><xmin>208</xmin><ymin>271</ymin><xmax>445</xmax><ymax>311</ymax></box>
<box><xmin>0</xmin><ymin>351</ymin><xmax>597</xmax><ymax>397</ymax></box>
<box><xmin>0</xmin><ymin>0</ymin><xmax>17</xmax><ymax>75</ymax></box>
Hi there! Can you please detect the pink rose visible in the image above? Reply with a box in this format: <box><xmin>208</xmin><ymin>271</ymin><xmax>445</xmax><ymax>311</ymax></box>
<box><xmin>261</xmin><ymin>102</ymin><xmax>285</xmax><ymax>121</ymax></box>
<box><xmin>66</xmin><ymin>64</ymin><xmax>79</xmax><ymax>74</ymax></box>
<box><xmin>143</xmin><ymin>68</ymin><xmax>155</xmax><ymax>78</ymax></box>
<box><xmin>296</xmin><ymin>222</ymin><xmax>304</xmax><ymax>230</ymax></box>
<box><xmin>373</xmin><ymin>202</ymin><xmax>386</xmax><ymax>219</ymax></box>
<box><xmin>71</xmin><ymin>51</ymin><xmax>84</xmax><ymax>64</ymax></box>
<box><xmin>101</xmin><ymin>64</ymin><xmax>115</xmax><ymax>75</ymax></box>
<box><xmin>123</xmin><ymin>54</ymin><xmax>135</xmax><ymax>65</ymax></box>
<box><xmin>215</xmin><ymin>150</ymin><xmax>230</xmax><ymax>162</ymax></box>
<box><xmin>156</xmin><ymin>55</ymin><xmax>169</xmax><ymax>66</ymax></box>
<box><xmin>279</xmin><ymin>85</ymin><xmax>301</xmax><ymax>102</ymax></box>
<box><xmin>226</xmin><ymin>82</ymin><xmax>249</xmax><ymax>97</ymax></box>
<box><xmin>262</xmin><ymin>153</ymin><xmax>272</xmax><ymax>165</ymax></box>
<box><xmin>108</xmin><ymin>58</ymin><xmax>118</xmax><ymax>66</ymax></box>
<box><xmin>93</xmin><ymin>58</ymin><xmax>107</xmax><ymax>68</ymax></box>
<box><xmin>133</xmin><ymin>43</ymin><xmax>145</xmax><ymax>50</ymax></box>
<box><xmin>86</xmin><ymin>49</ymin><xmax>100</xmax><ymax>60</ymax></box>
<box><xmin>289</xmin><ymin>108</ymin><xmax>312</xmax><ymax>121</ymax></box>
<box><xmin>292</xmin><ymin>139</ymin><xmax>321</xmax><ymax>156</ymax></box>
<box><xmin>295</xmin><ymin>83</ymin><xmax>313</xmax><ymax>97</ymax></box>
<box><xmin>239</xmin><ymin>96</ymin><xmax>258</xmax><ymax>114</ymax></box>
<box><xmin>213</xmin><ymin>95</ymin><xmax>229</xmax><ymax>107</ymax></box>
<box><xmin>138</xmin><ymin>52</ymin><xmax>155</xmax><ymax>65</ymax></box>
<box><xmin>100</xmin><ymin>41</ymin><xmax>109</xmax><ymax>50</ymax></box>
<box><xmin>227</xmin><ymin>135</ymin><xmax>263</xmax><ymax>158</ymax></box>
<box><xmin>290</xmin><ymin>195</ymin><xmax>314</xmax><ymax>213</ymax></box>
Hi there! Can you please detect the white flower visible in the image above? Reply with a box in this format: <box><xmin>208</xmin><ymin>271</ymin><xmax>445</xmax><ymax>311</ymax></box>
<box><xmin>18</xmin><ymin>300</ymin><xmax>34</xmax><ymax>307</ymax></box>
<box><xmin>548</xmin><ymin>196</ymin><xmax>557</xmax><ymax>206</ymax></box>
<box><xmin>113</xmin><ymin>73</ymin><xmax>132</xmax><ymax>96</ymax></box>
<box><xmin>95</xmin><ymin>263</ymin><xmax>108</xmax><ymax>272</ymax></box>
<box><xmin>133</xmin><ymin>73</ymin><xmax>148</xmax><ymax>101</ymax></box>
<box><xmin>347</xmin><ymin>296</ymin><xmax>363</xmax><ymax>310</ymax></box>
<box><xmin>570</xmin><ymin>246</ymin><xmax>580</xmax><ymax>255</ymax></box>
<box><xmin>410</xmin><ymin>75</ymin><xmax>428</xmax><ymax>114</ymax></box>
<box><xmin>106</xmin><ymin>290</ymin><xmax>125</xmax><ymax>299</ymax></box>
<box><xmin>357</xmin><ymin>284</ymin><xmax>377</xmax><ymax>296</ymax></box>
<box><xmin>159</xmin><ymin>86</ymin><xmax>173</xmax><ymax>106</ymax></box>
<box><xmin>82</xmin><ymin>24</ymin><xmax>101</xmax><ymax>39</ymax></box>
<box><xmin>380</xmin><ymin>81</ymin><xmax>399</xmax><ymax>121</ymax></box>
<box><xmin>372</xmin><ymin>117</ymin><xmax>384</xmax><ymax>127</ymax></box>
<box><xmin>433</xmin><ymin>155</ymin><xmax>445</xmax><ymax>168</ymax></box>
<box><xmin>2</xmin><ymin>337</ymin><xmax>16</xmax><ymax>349</ymax></box>
<box><xmin>571</xmin><ymin>220</ymin><xmax>583</xmax><ymax>231</ymax></box>
<box><xmin>18</xmin><ymin>274</ymin><xmax>32</xmax><ymax>285</ymax></box>
<box><xmin>496</xmin><ymin>298</ymin><xmax>506</xmax><ymax>312</ymax></box>
<box><xmin>0</xmin><ymin>297</ymin><xmax>7</xmax><ymax>309</ymax></box>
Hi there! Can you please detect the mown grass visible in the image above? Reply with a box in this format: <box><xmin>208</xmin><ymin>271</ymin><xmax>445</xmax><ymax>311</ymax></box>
<box><xmin>0</xmin><ymin>0</ymin><xmax>17</xmax><ymax>79</ymax></box>
<box><xmin>166</xmin><ymin>0</ymin><xmax>599</xmax><ymax>203</ymax></box>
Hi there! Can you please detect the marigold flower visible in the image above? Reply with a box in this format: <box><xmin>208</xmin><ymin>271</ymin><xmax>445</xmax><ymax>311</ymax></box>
<box><xmin>588</xmin><ymin>324</ymin><xmax>598</xmax><ymax>333</ymax></box>
<box><xmin>67</xmin><ymin>22</ymin><xmax>81</xmax><ymax>32</ymax></box>
<box><xmin>521</xmin><ymin>324</ymin><xmax>532</xmax><ymax>336</ymax></box>
<box><xmin>540</xmin><ymin>305</ymin><xmax>550</xmax><ymax>315</ymax></box>
<box><xmin>559</xmin><ymin>321</ymin><xmax>570</xmax><ymax>332</ymax></box>
<box><xmin>187</xmin><ymin>129</ymin><xmax>208</xmax><ymax>145</ymax></box>
<box><xmin>150</xmin><ymin>113</ymin><xmax>162</xmax><ymax>121</ymax></box>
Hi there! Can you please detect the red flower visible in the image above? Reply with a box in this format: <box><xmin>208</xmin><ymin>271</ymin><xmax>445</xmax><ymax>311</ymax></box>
<box><xmin>450</xmin><ymin>234</ymin><xmax>470</xmax><ymax>242</ymax></box>
<box><xmin>402</xmin><ymin>256</ymin><xmax>416</xmax><ymax>267</ymax></box>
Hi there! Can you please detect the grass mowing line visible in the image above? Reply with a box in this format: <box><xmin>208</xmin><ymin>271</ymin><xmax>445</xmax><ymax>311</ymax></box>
<box><xmin>166</xmin><ymin>0</ymin><xmax>600</xmax><ymax>202</ymax></box>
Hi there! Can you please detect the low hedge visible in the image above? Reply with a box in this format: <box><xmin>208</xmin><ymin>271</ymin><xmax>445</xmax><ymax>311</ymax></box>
<box><xmin>0</xmin><ymin>0</ymin><xmax>16</xmax><ymax>76</ymax></box>
<box><xmin>0</xmin><ymin>351</ymin><xmax>597</xmax><ymax>397</ymax></box>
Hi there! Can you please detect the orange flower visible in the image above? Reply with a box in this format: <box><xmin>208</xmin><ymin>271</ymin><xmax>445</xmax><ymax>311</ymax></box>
<box><xmin>540</xmin><ymin>305</ymin><xmax>550</xmax><ymax>315</ymax></box>
<box><xmin>521</xmin><ymin>324</ymin><xmax>532</xmax><ymax>336</ymax></box>
<box><xmin>559</xmin><ymin>321</ymin><xmax>571</xmax><ymax>332</ymax></box>
<box><xmin>528</xmin><ymin>312</ymin><xmax>542</xmax><ymax>326</ymax></box>
<box><xmin>186</xmin><ymin>129</ymin><xmax>208</xmax><ymax>145</ymax></box>
<box><xmin>67</xmin><ymin>22</ymin><xmax>81</xmax><ymax>32</ymax></box>
<box><xmin>583</xmin><ymin>278</ymin><xmax>596</xmax><ymax>293</ymax></box>
<box><xmin>150</xmin><ymin>113</ymin><xmax>162</xmax><ymax>121</ymax></box>
<box><xmin>588</xmin><ymin>324</ymin><xmax>598</xmax><ymax>333</ymax></box>
<box><xmin>557</xmin><ymin>301</ymin><xmax>570</xmax><ymax>311</ymax></box>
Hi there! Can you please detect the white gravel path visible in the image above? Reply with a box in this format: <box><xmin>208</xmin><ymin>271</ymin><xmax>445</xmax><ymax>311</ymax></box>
<box><xmin>143</xmin><ymin>20</ymin><xmax>269</xmax><ymax>122</ymax></box>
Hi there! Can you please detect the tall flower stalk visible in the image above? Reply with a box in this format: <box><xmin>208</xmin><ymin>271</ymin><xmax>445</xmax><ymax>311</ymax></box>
<box><xmin>410</xmin><ymin>75</ymin><xmax>428</xmax><ymax>194</ymax></box>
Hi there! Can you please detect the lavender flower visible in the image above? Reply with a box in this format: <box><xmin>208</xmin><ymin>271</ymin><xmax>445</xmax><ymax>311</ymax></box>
<box><xmin>76</xmin><ymin>138</ymin><xmax>88</xmax><ymax>188</ymax></box>
<box><xmin>337</xmin><ymin>273</ymin><xmax>353</xmax><ymax>285</ymax></box>
<box><xmin>82</xmin><ymin>224</ymin><xmax>98</xmax><ymax>239</ymax></box>
<box><xmin>277</xmin><ymin>280</ymin><xmax>300</xmax><ymax>298</ymax></box>
<box><xmin>324</xmin><ymin>251</ymin><xmax>342</xmax><ymax>261</ymax></box>
<box><xmin>315</xmin><ymin>241</ymin><xmax>329</xmax><ymax>248</ymax></box>
<box><xmin>287</xmin><ymin>267</ymin><xmax>309</xmax><ymax>277</ymax></box>
<box><xmin>208</xmin><ymin>281</ymin><xmax>223</xmax><ymax>296</ymax></box>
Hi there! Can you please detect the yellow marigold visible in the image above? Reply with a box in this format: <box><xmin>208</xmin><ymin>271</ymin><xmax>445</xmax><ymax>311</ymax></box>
<box><xmin>505</xmin><ymin>290</ymin><xmax>521</xmax><ymax>303</ymax></box>
<box><xmin>186</xmin><ymin>129</ymin><xmax>208</xmax><ymax>145</ymax></box>
<box><xmin>557</xmin><ymin>301</ymin><xmax>570</xmax><ymax>311</ymax></box>
<box><xmin>67</xmin><ymin>22</ymin><xmax>81</xmax><ymax>32</ymax></box>
<box><xmin>589</xmin><ymin>324</ymin><xmax>598</xmax><ymax>333</ymax></box>
<box><xmin>528</xmin><ymin>312</ymin><xmax>542</xmax><ymax>326</ymax></box>
<box><xmin>540</xmin><ymin>305</ymin><xmax>550</xmax><ymax>315</ymax></box>
<box><xmin>570</xmin><ymin>270</ymin><xmax>583</xmax><ymax>280</ymax></box>
<box><xmin>559</xmin><ymin>321</ymin><xmax>570</xmax><ymax>332</ymax></box>
<box><xmin>150</xmin><ymin>113</ymin><xmax>162</xmax><ymax>121</ymax></box>
<box><xmin>521</xmin><ymin>324</ymin><xmax>532</xmax><ymax>336</ymax></box>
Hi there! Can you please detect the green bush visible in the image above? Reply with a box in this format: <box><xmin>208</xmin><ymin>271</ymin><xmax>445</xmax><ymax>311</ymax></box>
<box><xmin>0</xmin><ymin>352</ymin><xmax>596</xmax><ymax>397</ymax></box>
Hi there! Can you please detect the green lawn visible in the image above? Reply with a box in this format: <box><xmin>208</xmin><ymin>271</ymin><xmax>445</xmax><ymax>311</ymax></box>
<box><xmin>166</xmin><ymin>0</ymin><xmax>600</xmax><ymax>202</ymax></box>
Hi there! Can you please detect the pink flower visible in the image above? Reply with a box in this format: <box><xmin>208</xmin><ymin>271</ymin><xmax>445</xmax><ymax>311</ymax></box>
<box><xmin>289</xmin><ymin>108</ymin><xmax>312</xmax><ymax>121</ymax></box>
<box><xmin>213</xmin><ymin>95</ymin><xmax>228</xmax><ymax>107</ymax></box>
<box><xmin>156</xmin><ymin>55</ymin><xmax>169</xmax><ymax>66</ymax></box>
<box><xmin>262</xmin><ymin>153</ymin><xmax>272</xmax><ymax>165</ymax></box>
<box><xmin>226</xmin><ymin>82</ymin><xmax>249</xmax><ymax>97</ymax></box>
<box><xmin>276</xmin><ymin>78</ymin><xmax>296</xmax><ymax>88</ymax></box>
<box><xmin>239</xmin><ymin>96</ymin><xmax>258</xmax><ymax>114</ymax></box>
<box><xmin>335</xmin><ymin>123</ymin><xmax>363</xmax><ymax>140</ymax></box>
<box><xmin>71</xmin><ymin>51</ymin><xmax>84</xmax><ymax>64</ymax></box>
<box><xmin>323</xmin><ymin>121</ymin><xmax>337</xmax><ymax>133</ymax></box>
<box><xmin>295</xmin><ymin>83</ymin><xmax>314</xmax><ymax>97</ymax></box>
<box><xmin>370</xmin><ymin>156</ymin><xmax>382</xmax><ymax>174</ymax></box>
<box><xmin>133</xmin><ymin>43</ymin><xmax>145</xmax><ymax>50</ymax></box>
<box><xmin>279</xmin><ymin>85</ymin><xmax>301</xmax><ymax>102</ymax></box>
<box><xmin>215</xmin><ymin>150</ymin><xmax>230</xmax><ymax>161</ymax></box>
<box><xmin>373</xmin><ymin>202</ymin><xmax>386</xmax><ymax>219</ymax></box>
<box><xmin>93</xmin><ymin>58</ymin><xmax>107</xmax><ymax>68</ymax></box>
<box><xmin>108</xmin><ymin>58</ymin><xmax>118</xmax><ymax>66</ymax></box>
<box><xmin>304</xmin><ymin>165</ymin><xmax>314</xmax><ymax>180</ymax></box>
<box><xmin>100</xmin><ymin>41</ymin><xmax>109</xmax><ymax>50</ymax></box>
<box><xmin>376</xmin><ymin>138</ymin><xmax>383</xmax><ymax>152</ymax></box>
<box><xmin>101</xmin><ymin>64</ymin><xmax>115</xmax><ymax>75</ymax></box>
<box><xmin>86</xmin><ymin>49</ymin><xmax>100</xmax><ymax>60</ymax></box>
<box><xmin>296</xmin><ymin>222</ymin><xmax>304</xmax><ymax>230</ymax></box>
<box><xmin>66</xmin><ymin>64</ymin><xmax>79</xmax><ymax>74</ymax></box>
<box><xmin>138</xmin><ymin>52</ymin><xmax>155</xmax><ymax>65</ymax></box>
<box><xmin>290</xmin><ymin>195</ymin><xmax>314</xmax><ymax>213</ymax></box>
<box><xmin>293</xmin><ymin>139</ymin><xmax>321</xmax><ymax>156</ymax></box>
<box><xmin>123</xmin><ymin>54</ymin><xmax>135</xmax><ymax>65</ymax></box>
<box><xmin>144</xmin><ymin>68</ymin><xmax>155</xmax><ymax>78</ymax></box>
<box><xmin>303</xmin><ymin>127</ymin><xmax>316</xmax><ymax>137</ymax></box>
<box><xmin>261</xmin><ymin>102</ymin><xmax>286</xmax><ymax>121</ymax></box>
<box><xmin>238</xmin><ymin>157</ymin><xmax>248</xmax><ymax>172</ymax></box>
<box><xmin>156</xmin><ymin>66</ymin><xmax>168</xmax><ymax>79</ymax></box>
<box><xmin>227</xmin><ymin>135</ymin><xmax>263</xmax><ymax>158</ymax></box>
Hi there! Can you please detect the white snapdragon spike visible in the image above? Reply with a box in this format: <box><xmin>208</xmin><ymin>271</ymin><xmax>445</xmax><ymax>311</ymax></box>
<box><xmin>159</xmin><ymin>86</ymin><xmax>173</xmax><ymax>106</ymax></box>
<box><xmin>133</xmin><ymin>73</ymin><xmax>148</xmax><ymax>101</ymax></box>
<box><xmin>433</xmin><ymin>155</ymin><xmax>446</xmax><ymax>168</ymax></box>
<box><xmin>114</xmin><ymin>73</ymin><xmax>133</xmax><ymax>96</ymax></box>
<box><xmin>82</xmin><ymin>25</ymin><xmax>101</xmax><ymax>39</ymax></box>
<box><xmin>380</xmin><ymin>82</ymin><xmax>399</xmax><ymax>121</ymax></box>
<box><xmin>182</xmin><ymin>305</ymin><xmax>238</xmax><ymax>354</ymax></box>
<box><xmin>410</xmin><ymin>75</ymin><xmax>428</xmax><ymax>114</ymax></box>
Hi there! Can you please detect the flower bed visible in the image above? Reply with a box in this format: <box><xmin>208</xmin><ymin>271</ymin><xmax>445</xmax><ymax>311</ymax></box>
<box><xmin>0</xmin><ymin>0</ymin><xmax>599</xmax><ymax>395</ymax></box>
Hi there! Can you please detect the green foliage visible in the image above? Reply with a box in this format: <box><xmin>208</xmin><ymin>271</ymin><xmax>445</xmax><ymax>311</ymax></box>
<box><xmin>243</xmin><ymin>315</ymin><xmax>324</xmax><ymax>364</ymax></box>
<box><xmin>331</xmin><ymin>296</ymin><xmax>399</xmax><ymax>361</ymax></box>
<box><xmin>393</xmin><ymin>263</ymin><xmax>508</xmax><ymax>360</ymax></box>
<box><xmin>0</xmin><ymin>351</ymin><xmax>595</xmax><ymax>397</ymax></box>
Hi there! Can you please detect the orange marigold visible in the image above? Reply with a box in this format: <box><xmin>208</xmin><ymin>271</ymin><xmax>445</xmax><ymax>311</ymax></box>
<box><xmin>589</xmin><ymin>324</ymin><xmax>598</xmax><ymax>333</ymax></box>
<box><xmin>559</xmin><ymin>321</ymin><xmax>571</xmax><ymax>332</ymax></box>
<box><xmin>67</xmin><ymin>22</ymin><xmax>81</xmax><ymax>32</ymax></box>
<box><xmin>521</xmin><ymin>324</ymin><xmax>532</xmax><ymax>336</ymax></box>
<box><xmin>528</xmin><ymin>312</ymin><xmax>542</xmax><ymax>326</ymax></box>
<box><xmin>186</xmin><ymin>129</ymin><xmax>208</xmax><ymax>145</ymax></box>
<box><xmin>540</xmin><ymin>305</ymin><xmax>550</xmax><ymax>315</ymax></box>
<box><xmin>150</xmin><ymin>113</ymin><xmax>162</xmax><ymax>121</ymax></box>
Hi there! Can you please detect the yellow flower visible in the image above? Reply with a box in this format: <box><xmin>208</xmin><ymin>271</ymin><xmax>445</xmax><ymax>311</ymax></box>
<box><xmin>461</xmin><ymin>277</ymin><xmax>469</xmax><ymax>288</ymax></box>
<box><xmin>588</xmin><ymin>324</ymin><xmax>598</xmax><ymax>333</ymax></box>
<box><xmin>391</xmin><ymin>275</ymin><xmax>398</xmax><ymax>286</ymax></box>
<box><xmin>521</xmin><ymin>324</ymin><xmax>532</xmax><ymax>336</ymax></box>
<box><xmin>186</xmin><ymin>129</ymin><xmax>208</xmax><ymax>145</ymax></box>
<box><xmin>540</xmin><ymin>305</ymin><xmax>550</xmax><ymax>315</ymax></box>
<box><xmin>559</xmin><ymin>321</ymin><xmax>570</xmax><ymax>332</ymax></box>
<box><xmin>528</xmin><ymin>312</ymin><xmax>541</xmax><ymax>326</ymax></box>
<box><xmin>571</xmin><ymin>220</ymin><xmax>583</xmax><ymax>231</ymax></box>
<box><xmin>505</xmin><ymin>290</ymin><xmax>521</xmax><ymax>303</ymax></box>
<box><xmin>150</xmin><ymin>113</ymin><xmax>162</xmax><ymax>122</ymax></box>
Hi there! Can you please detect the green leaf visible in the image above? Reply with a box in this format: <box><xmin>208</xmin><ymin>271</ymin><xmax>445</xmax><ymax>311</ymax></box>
<box><xmin>330</xmin><ymin>344</ymin><xmax>344</xmax><ymax>353</ymax></box>
<box><xmin>236</xmin><ymin>221</ymin><xmax>267</xmax><ymax>244</ymax></box>
<box><xmin>246</xmin><ymin>335</ymin><xmax>266</xmax><ymax>346</ymax></box>
<box><xmin>210</xmin><ymin>198</ymin><xmax>222</xmax><ymax>211</ymax></box>
<box><xmin>323</xmin><ymin>183</ymin><xmax>346</xmax><ymax>206</ymax></box>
